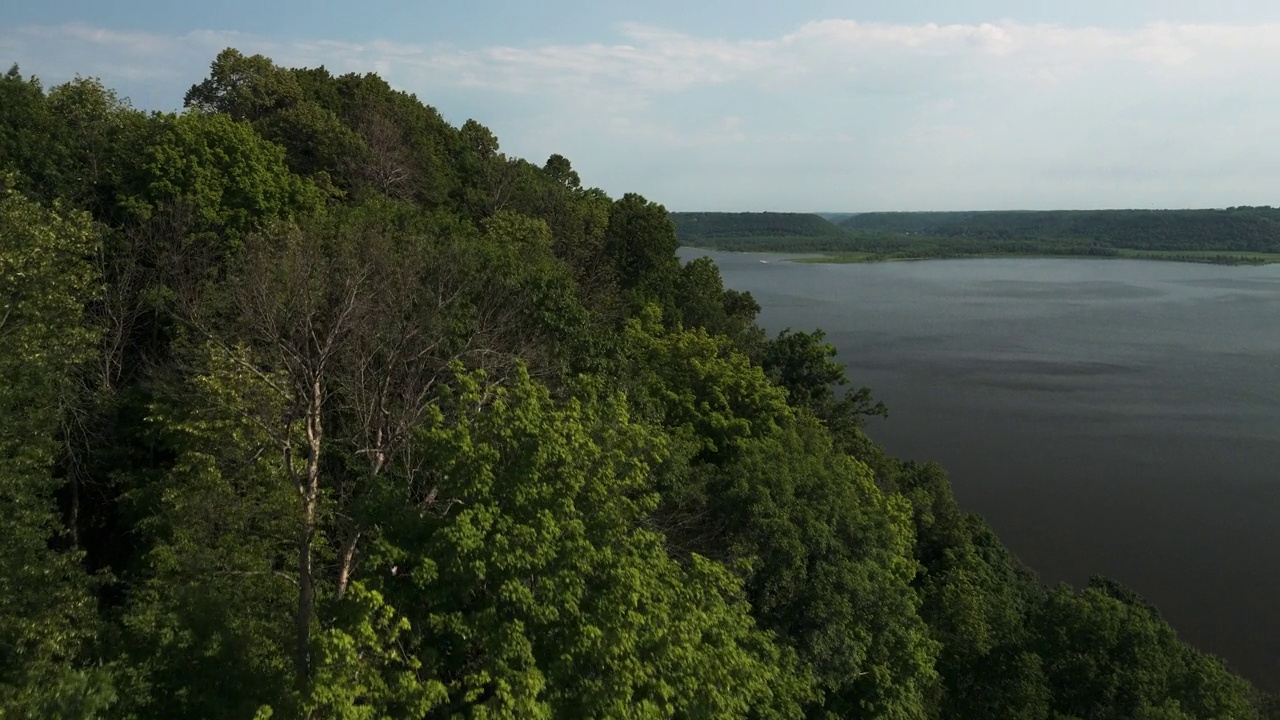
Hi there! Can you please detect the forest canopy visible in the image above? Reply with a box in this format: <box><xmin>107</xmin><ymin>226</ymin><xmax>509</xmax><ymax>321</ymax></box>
<box><xmin>1</xmin><ymin>51</ymin><xmax>1276</xmax><ymax>719</ymax></box>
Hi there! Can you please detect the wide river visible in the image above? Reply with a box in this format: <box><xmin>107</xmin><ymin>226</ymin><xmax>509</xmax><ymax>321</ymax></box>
<box><xmin>681</xmin><ymin>248</ymin><xmax>1280</xmax><ymax>691</ymax></box>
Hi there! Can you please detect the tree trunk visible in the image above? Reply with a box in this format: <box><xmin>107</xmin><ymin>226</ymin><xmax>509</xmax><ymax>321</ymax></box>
<box><xmin>295</xmin><ymin>493</ymin><xmax>315</xmax><ymax>687</ymax></box>
<box><xmin>295</xmin><ymin>375</ymin><xmax>323</xmax><ymax>687</ymax></box>
<box><xmin>69</xmin><ymin>471</ymin><xmax>80</xmax><ymax>549</ymax></box>
<box><xmin>335</xmin><ymin>528</ymin><xmax>361</xmax><ymax>600</ymax></box>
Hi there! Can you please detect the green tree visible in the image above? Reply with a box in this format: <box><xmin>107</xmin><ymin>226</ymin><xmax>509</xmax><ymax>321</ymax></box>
<box><xmin>149</xmin><ymin>199</ymin><xmax>592</xmax><ymax>700</ymax></box>
<box><xmin>542</xmin><ymin>153</ymin><xmax>581</xmax><ymax>189</ymax></box>
<box><xmin>756</xmin><ymin>328</ymin><xmax>886</xmax><ymax>434</ymax></box>
<box><xmin>675</xmin><ymin>256</ymin><xmax>730</xmax><ymax>332</ymax></box>
<box><xmin>0</xmin><ymin>180</ymin><xmax>116</xmax><ymax>717</ymax></box>
<box><xmin>605</xmin><ymin>194</ymin><xmax>683</xmax><ymax>316</ymax></box>
<box><xmin>123</xmin><ymin>110</ymin><xmax>320</xmax><ymax>238</ymax></box>
<box><xmin>453</xmin><ymin>118</ymin><xmax>506</xmax><ymax>217</ymax></box>
<box><xmin>184</xmin><ymin>48</ymin><xmax>304</xmax><ymax>122</ymax></box>
<box><xmin>0</xmin><ymin>66</ymin><xmax>62</xmax><ymax>203</ymax></box>
<box><xmin>184</xmin><ymin>49</ymin><xmax>362</xmax><ymax>190</ymax></box>
<box><xmin>710</xmin><ymin>416</ymin><xmax>937</xmax><ymax>720</ymax></box>
<box><xmin>622</xmin><ymin>317</ymin><xmax>937</xmax><ymax>719</ymax></box>
<box><xmin>898</xmin><ymin>462</ymin><xmax>1049</xmax><ymax>719</ymax></box>
<box><xmin>361</xmin><ymin>367</ymin><xmax>810</xmax><ymax>719</ymax></box>
<box><xmin>1031</xmin><ymin>585</ymin><xmax>1257</xmax><ymax>720</ymax></box>
<box><xmin>45</xmin><ymin>76</ymin><xmax>151</xmax><ymax>217</ymax></box>
<box><xmin>118</xmin><ymin>342</ymin><xmax>300</xmax><ymax>718</ymax></box>
<box><xmin>326</xmin><ymin>71</ymin><xmax>458</xmax><ymax>207</ymax></box>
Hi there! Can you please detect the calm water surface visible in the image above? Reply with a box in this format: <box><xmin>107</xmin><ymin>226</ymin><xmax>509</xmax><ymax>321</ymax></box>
<box><xmin>683</xmin><ymin>249</ymin><xmax>1280</xmax><ymax>690</ymax></box>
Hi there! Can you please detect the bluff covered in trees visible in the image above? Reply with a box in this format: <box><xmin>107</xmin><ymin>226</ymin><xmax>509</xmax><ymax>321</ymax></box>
<box><xmin>672</xmin><ymin>209</ymin><xmax>1280</xmax><ymax>263</ymax></box>
<box><xmin>1</xmin><ymin>50</ymin><xmax>1276</xmax><ymax>719</ymax></box>
<box><xmin>840</xmin><ymin>209</ymin><xmax>1280</xmax><ymax>252</ymax></box>
<box><xmin>671</xmin><ymin>212</ymin><xmax>843</xmax><ymax>240</ymax></box>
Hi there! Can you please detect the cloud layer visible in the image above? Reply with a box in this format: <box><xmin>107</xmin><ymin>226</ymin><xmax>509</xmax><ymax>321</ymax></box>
<box><xmin>4</xmin><ymin>19</ymin><xmax>1279</xmax><ymax>210</ymax></box>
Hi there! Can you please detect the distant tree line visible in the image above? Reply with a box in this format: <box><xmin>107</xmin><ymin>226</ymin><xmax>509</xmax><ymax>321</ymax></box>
<box><xmin>687</xmin><ymin>233</ymin><xmax>1123</xmax><ymax>259</ymax></box>
<box><xmin>672</xmin><ymin>209</ymin><xmax>1280</xmax><ymax>262</ymax></box>
<box><xmin>671</xmin><ymin>211</ymin><xmax>843</xmax><ymax>239</ymax></box>
<box><xmin>840</xmin><ymin>209</ymin><xmax>1280</xmax><ymax>252</ymax></box>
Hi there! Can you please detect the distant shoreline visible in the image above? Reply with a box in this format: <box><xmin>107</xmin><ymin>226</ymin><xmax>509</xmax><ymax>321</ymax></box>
<box><xmin>671</xmin><ymin>210</ymin><xmax>1280</xmax><ymax>266</ymax></box>
<box><xmin>681</xmin><ymin>246</ymin><xmax>1280</xmax><ymax>266</ymax></box>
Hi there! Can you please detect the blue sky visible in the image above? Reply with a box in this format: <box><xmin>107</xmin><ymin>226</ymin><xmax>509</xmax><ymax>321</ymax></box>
<box><xmin>5</xmin><ymin>1</ymin><xmax>1280</xmax><ymax>211</ymax></box>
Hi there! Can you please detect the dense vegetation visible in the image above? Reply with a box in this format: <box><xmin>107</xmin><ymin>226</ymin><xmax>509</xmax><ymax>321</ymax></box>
<box><xmin>672</xmin><ymin>210</ymin><xmax>1280</xmax><ymax>264</ymax></box>
<box><xmin>2</xmin><ymin>51</ymin><xmax>1277</xmax><ymax>718</ymax></box>
<box><xmin>671</xmin><ymin>212</ymin><xmax>843</xmax><ymax>240</ymax></box>
<box><xmin>840</xmin><ymin>209</ymin><xmax>1280</xmax><ymax>252</ymax></box>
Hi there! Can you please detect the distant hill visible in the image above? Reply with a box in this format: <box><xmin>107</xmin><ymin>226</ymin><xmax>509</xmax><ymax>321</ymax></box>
<box><xmin>839</xmin><ymin>208</ymin><xmax>1280</xmax><ymax>252</ymax></box>
<box><xmin>815</xmin><ymin>212</ymin><xmax>859</xmax><ymax>223</ymax></box>
<box><xmin>671</xmin><ymin>208</ymin><xmax>1280</xmax><ymax>264</ymax></box>
<box><xmin>670</xmin><ymin>212</ymin><xmax>841</xmax><ymax>241</ymax></box>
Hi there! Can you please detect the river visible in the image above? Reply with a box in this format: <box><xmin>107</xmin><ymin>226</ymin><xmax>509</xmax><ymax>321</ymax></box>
<box><xmin>682</xmin><ymin>248</ymin><xmax>1280</xmax><ymax>691</ymax></box>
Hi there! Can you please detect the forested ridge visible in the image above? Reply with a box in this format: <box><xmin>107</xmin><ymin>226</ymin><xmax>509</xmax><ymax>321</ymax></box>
<box><xmin>673</xmin><ymin>210</ymin><xmax>1280</xmax><ymax>263</ymax></box>
<box><xmin>839</xmin><ymin>210</ymin><xmax>1280</xmax><ymax>251</ymax></box>
<box><xmin>1</xmin><ymin>50</ymin><xmax>1277</xmax><ymax>719</ymax></box>
<box><xmin>671</xmin><ymin>213</ymin><xmax>843</xmax><ymax>239</ymax></box>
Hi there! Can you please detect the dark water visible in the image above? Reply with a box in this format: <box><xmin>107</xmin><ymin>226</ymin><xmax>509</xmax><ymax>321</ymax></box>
<box><xmin>682</xmin><ymin>249</ymin><xmax>1280</xmax><ymax>691</ymax></box>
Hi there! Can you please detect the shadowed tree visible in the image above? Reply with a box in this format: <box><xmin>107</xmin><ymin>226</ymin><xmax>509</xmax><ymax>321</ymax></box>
<box><xmin>0</xmin><ymin>179</ymin><xmax>116</xmax><ymax>717</ymax></box>
<box><xmin>604</xmin><ymin>193</ymin><xmax>683</xmax><ymax>317</ymax></box>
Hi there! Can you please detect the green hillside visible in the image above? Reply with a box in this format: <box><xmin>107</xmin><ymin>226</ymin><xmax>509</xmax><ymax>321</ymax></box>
<box><xmin>673</xmin><ymin>209</ymin><xmax>1280</xmax><ymax>264</ymax></box>
<box><xmin>671</xmin><ymin>211</ymin><xmax>842</xmax><ymax>239</ymax></box>
<box><xmin>840</xmin><ymin>208</ymin><xmax>1280</xmax><ymax>252</ymax></box>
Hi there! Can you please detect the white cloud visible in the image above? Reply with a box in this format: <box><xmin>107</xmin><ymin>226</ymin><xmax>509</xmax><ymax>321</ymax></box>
<box><xmin>3</xmin><ymin>19</ymin><xmax>1279</xmax><ymax>210</ymax></box>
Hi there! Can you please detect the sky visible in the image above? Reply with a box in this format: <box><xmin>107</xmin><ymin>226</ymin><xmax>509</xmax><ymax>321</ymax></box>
<box><xmin>4</xmin><ymin>1</ymin><xmax>1280</xmax><ymax>212</ymax></box>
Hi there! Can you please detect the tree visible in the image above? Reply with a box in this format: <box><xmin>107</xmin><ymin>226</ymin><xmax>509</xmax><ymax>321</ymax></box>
<box><xmin>621</xmin><ymin>316</ymin><xmax>938</xmax><ymax>719</ymax></box>
<box><xmin>321</xmin><ymin>71</ymin><xmax>458</xmax><ymax>207</ymax></box>
<box><xmin>708</xmin><ymin>416</ymin><xmax>938</xmax><ymax>720</ymax></box>
<box><xmin>454</xmin><ymin>118</ymin><xmax>507</xmax><ymax>216</ymax></box>
<box><xmin>676</xmin><ymin>256</ymin><xmax>730</xmax><ymax>332</ymax></box>
<box><xmin>184</xmin><ymin>48</ymin><xmax>303</xmax><ymax>122</ymax></box>
<box><xmin>359</xmin><ymin>367</ymin><xmax>811</xmax><ymax>718</ymax></box>
<box><xmin>347</xmin><ymin>107</ymin><xmax>420</xmax><ymax>201</ymax></box>
<box><xmin>1031</xmin><ymin>585</ymin><xmax>1257</xmax><ymax>720</ymax></box>
<box><xmin>756</xmin><ymin>328</ymin><xmax>887</xmax><ymax>454</ymax></box>
<box><xmin>157</xmin><ymin>199</ymin><xmax>590</xmax><ymax>693</ymax></box>
<box><xmin>184</xmin><ymin>49</ymin><xmax>363</xmax><ymax>191</ymax></box>
<box><xmin>45</xmin><ymin>76</ymin><xmax>150</xmax><ymax>217</ymax></box>
<box><xmin>0</xmin><ymin>179</ymin><xmax>116</xmax><ymax>717</ymax></box>
<box><xmin>898</xmin><ymin>462</ymin><xmax>1049</xmax><ymax>719</ymax></box>
<box><xmin>0</xmin><ymin>66</ymin><xmax>62</xmax><ymax>203</ymax></box>
<box><xmin>123</xmin><ymin>110</ymin><xmax>320</xmax><ymax>239</ymax></box>
<box><xmin>542</xmin><ymin>153</ymin><xmax>580</xmax><ymax>189</ymax></box>
<box><xmin>604</xmin><ymin>193</ymin><xmax>683</xmax><ymax>316</ymax></box>
<box><xmin>118</xmin><ymin>342</ymin><xmax>300</xmax><ymax>718</ymax></box>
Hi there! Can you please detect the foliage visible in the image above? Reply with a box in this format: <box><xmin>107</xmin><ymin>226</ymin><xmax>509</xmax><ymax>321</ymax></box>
<box><xmin>1032</xmin><ymin>585</ymin><xmax>1257</xmax><ymax>720</ymax></box>
<box><xmin>671</xmin><ymin>212</ymin><xmax>842</xmax><ymax>240</ymax></box>
<box><xmin>117</xmin><ymin>342</ymin><xmax>299</xmax><ymax>719</ymax></box>
<box><xmin>123</xmin><ymin>110</ymin><xmax>321</xmax><ymax>236</ymax></box>
<box><xmin>0</xmin><ymin>180</ymin><xmax>116</xmax><ymax>718</ymax></box>
<box><xmin>605</xmin><ymin>193</ymin><xmax>683</xmax><ymax>315</ymax></box>
<box><xmin>359</xmin><ymin>368</ymin><xmax>810</xmax><ymax>718</ymax></box>
<box><xmin>840</xmin><ymin>208</ymin><xmax>1280</xmax><ymax>252</ymax></box>
<box><xmin>619</xmin><ymin>318</ymin><xmax>936</xmax><ymax>718</ymax></box>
